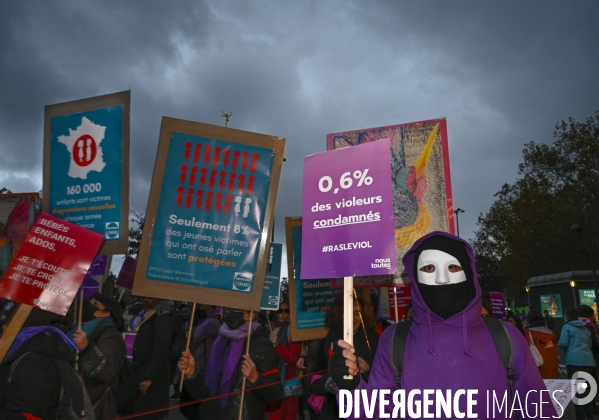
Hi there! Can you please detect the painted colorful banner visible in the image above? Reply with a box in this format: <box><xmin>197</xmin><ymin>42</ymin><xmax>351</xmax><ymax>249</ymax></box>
<box><xmin>540</xmin><ymin>294</ymin><xmax>563</xmax><ymax>318</ymax></box>
<box><xmin>286</xmin><ymin>217</ymin><xmax>336</xmax><ymax>341</ymax></box>
<box><xmin>578</xmin><ymin>289</ymin><xmax>598</xmax><ymax>315</ymax></box>
<box><xmin>261</xmin><ymin>243</ymin><xmax>283</xmax><ymax>310</ymax></box>
<box><xmin>327</xmin><ymin>119</ymin><xmax>454</xmax><ymax>286</ymax></box>
<box><xmin>301</xmin><ymin>139</ymin><xmax>397</xmax><ymax>279</ymax></box>
<box><xmin>43</xmin><ymin>91</ymin><xmax>130</xmax><ymax>255</ymax></box>
<box><xmin>0</xmin><ymin>213</ymin><xmax>104</xmax><ymax>315</ymax></box>
<box><xmin>489</xmin><ymin>292</ymin><xmax>506</xmax><ymax>320</ymax></box>
<box><xmin>116</xmin><ymin>256</ymin><xmax>137</xmax><ymax>291</ymax></box>
<box><xmin>134</xmin><ymin>119</ymin><xmax>285</xmax><ymax>311</ymax></box>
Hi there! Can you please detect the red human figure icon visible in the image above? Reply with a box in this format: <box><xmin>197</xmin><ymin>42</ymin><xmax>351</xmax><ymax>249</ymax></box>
<box><xmin>185</xmin><ymin>188</ymin><xmax>194</xmax><ymax>208</ymax></box>
<box><xmin>196</xmin><ymin>190</ymin><xmax>204</xmax><ymax>210</ymax></box>
<box><xmin>180</xmin><ymin>164</ymin><xmax>188</xmax><ymax>184</ymax></box>
<box><xmin>213</xmin><ymin>147</ymin><xmax>221</xmax><ymax>166</ymax></box>
<box><xmin>209</xmin><ymin>170</ymin><xmax>218</xmax><ymax>189</ymax></box>
<box><xmin>193</xmin><ymin>144</ymin><xmax>202</xmax><ymax>163</ymax></box>
<box><xmin>205</xmin><ymin>192</ymin><xmax>214</xmax><ymax>212</ymax></box>
<box><xmin>200</xmin><ymin>168</ymin><xmax>208</xmax><ymax>188</ymax></box>
<box><xmin>250</xmin><ymin>154</ymin><xmax>259</xmax><ymax>173</ymax></box>
<box><xmin>241</xmin><ymin>152</ymin><xmax>249</xmax><ymax>172</ymax></box>
<box><xmin>247</xmin><ymin>176</ymin><xmax>255</xmax><ymax>195</ymax></box>
<box><xmin>224</xmin><ymin>195</ymin><xmax>233</xmax><ymax>214</ymax></box>
<box><xmin>228</xmin><ymin>173</ymin><xmax>236</xmax><ymax>192</ymax></box>
<box><xmin>176</xmin><ymin>187</ymin><xmax>184</xmax><ymax>207</ymax></box>
<box><xmin>232</xmin><ymin>151</ymin><xmax>240</xmax><ymax>170</ymax></box>
<box><xmin>237</xmin><ymin>174</ymin><xmax>245</xmax><ymax>193</ymax></box>
<box><xmin>223</xmin><ymin>149</ymin><xmax>231</xmax><ymax>168</ymax></box>
<box><xmin>219</xmin><ymin>171</ymin><xmax>227</xmax><ymax>190</ymax></box>
<box><xmin>190</xmin><ymin>166</ymin><xmax>198</xmax><ymax>186</ymax></box>
<box><xmin>215</xmin><ymin>193</ymin><xmax>223</xmax><ymax>213</ymax></box>
<box><xmin>184</xmin><ymin>142</ymin><xmax>192</xmax><ymax>161</ymax></box>
<box><xmin>203</xmin><ymin>145</ymin><xmax>211</xmax><ymax>166</ymax></box>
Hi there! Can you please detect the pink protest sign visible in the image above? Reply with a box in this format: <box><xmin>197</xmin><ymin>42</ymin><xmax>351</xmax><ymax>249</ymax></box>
<box><xmin>0</xmin><ymin>213</ymin><xmax>104</xmax><ymax>315</ymax></box>
<box><xmin>301</xmin><ymin>139</ymin><xmax>397</xmax><ymax>279</ymax></box>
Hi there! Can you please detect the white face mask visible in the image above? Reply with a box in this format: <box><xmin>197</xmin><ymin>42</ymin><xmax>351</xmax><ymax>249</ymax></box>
<box><xmin>417</xmin><ymin>249</ymin><xmax>466</xmax><ymax>286</ymax></box>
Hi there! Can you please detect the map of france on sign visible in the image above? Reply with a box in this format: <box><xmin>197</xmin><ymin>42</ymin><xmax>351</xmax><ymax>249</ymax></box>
<box><xmin>57</xmin><ymin>116</ymin><xmax>107</xmax><ymax>179</ymax></box>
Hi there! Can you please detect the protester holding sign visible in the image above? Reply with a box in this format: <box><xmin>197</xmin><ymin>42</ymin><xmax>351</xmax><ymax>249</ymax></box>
<box><xmin>266</xmin><ymin>295</ymin><xmax>302</xmax><ymax>420</ymax></box>
<box><xmin>130</xmin><ymin>297</ymin><xmax>175</xmax><ymax>420</ymax></box>
<box><xmin>178</xmin><ymin>307</ymin><xmax>282</xmax><ymax>420</ymax></box>
<box><xmin>330</xmin><ymin>232</ymin><xmax>555</xmax><ymax>419</ymax></box>
<box><xmin>68</xmin><ymin>293</ymin><xmax>127</xmax><ymax>419</ymax></box>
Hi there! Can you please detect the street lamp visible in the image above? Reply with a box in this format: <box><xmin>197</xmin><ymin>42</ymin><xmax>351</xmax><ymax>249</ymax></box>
<box><xmin>571</xmin><ymin>207</ymin><xmax>598</xmax><ymax>311</ymax></box>
<box><xmin>454</xmin><ymin>208</ymin><xmax>465</xmax><ymax>237</ymax></box>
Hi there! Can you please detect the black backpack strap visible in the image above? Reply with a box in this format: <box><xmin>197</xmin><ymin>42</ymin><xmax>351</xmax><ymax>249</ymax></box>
<box><xmin>390</xmin><ymin>320</ymin><xmax>412</xmax><ymax>386</ymax></box>
<box><xmin>483</xmin><ymin>317</ymin><xmax>515</xmax><ymax>389</ymax></box>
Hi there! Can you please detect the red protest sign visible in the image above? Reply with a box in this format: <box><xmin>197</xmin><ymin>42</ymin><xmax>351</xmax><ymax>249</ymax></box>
<box><xmin>0</xmin><ymin>213</ymin><xmax>104</xmax><ymax>315</ymax></box>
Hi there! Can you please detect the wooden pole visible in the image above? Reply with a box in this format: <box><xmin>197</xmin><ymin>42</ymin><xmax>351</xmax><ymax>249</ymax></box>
<box><xmin>238</xmin><ymin>311</ymin><xmax>253</xmax><ymax>420</ymax></box>
<box><xmin>343</xmin><ymin>277</ymin><xmax>353</xmax><ymax>379</ymax></box>
<box><xmin>393</xmin><ymin>287</ymin><xmax>399</xmax><ymax>323</ymax></box>
<box><xmin>179</xmin><ymin>302</ymin><xmax>197</xmax><ymax>393</ymax></box>
<box><xmin>118</xmin><ymin>289</ymin><xmax>125</xmax><ymax>302</ymax></box>
<box><xmin>77</xmin><ymin>288</ymin><xmax>84</xmax><ymax>330</ymax></box>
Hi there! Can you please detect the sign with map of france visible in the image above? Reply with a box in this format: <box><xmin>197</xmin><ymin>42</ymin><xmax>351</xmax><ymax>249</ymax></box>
<box><xmin>43</xmin><ymin>91</ymin><xmax>130</xmax><ymax>255</ymax></box>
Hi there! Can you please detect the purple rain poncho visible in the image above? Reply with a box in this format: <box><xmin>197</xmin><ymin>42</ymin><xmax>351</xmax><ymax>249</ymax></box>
<box><xmin>342</xmin><ymin>231</ymin><xmax>557</xmax><ymax>419</ymax></box>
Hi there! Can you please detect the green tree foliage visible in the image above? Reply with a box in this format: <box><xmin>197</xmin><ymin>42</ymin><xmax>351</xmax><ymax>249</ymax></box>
<box><xmin>474</xmin><ymin>112</ymin><xmax>599</xmax><ymax>303</ymax></box>
<box><xmin>127</xmin><ymin>211</ymin><xmax>145</xmax><ymax>258</ymax></box>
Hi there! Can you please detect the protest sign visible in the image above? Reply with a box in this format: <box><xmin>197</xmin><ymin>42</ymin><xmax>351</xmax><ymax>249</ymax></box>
<box><xmin>489</xmin><ymin>292</ymin><xmax>506</xmax><ymax>320</ymax></box>
<box><xmin>0</xmin><ymin>213</ymin><xmax>104</xmax><ymax>315</ymax></box>
<box><xmin>43</xmin><ymin>91</ymin><xmax>130</xmax><ymax>255</ymax></box>
<box><xmin>261</xmin><ymin>243</ymin><xmax>283</xmax><ymax>311</ymax></box>
<box><xmin>286</xmin><ymin>217</ymin><xmax>336</xmax><ymax>341</ymax></box>
<box><xmin>578</xmin><ymin>289</ymin><xmax>598</xmax><ymax>315</ymax></box>
<box><xmin>301</xmin><ymin>139</ymin><xmax>396</xmax><ymax>279</ymax></box>
<box><xmin>377</xmin><ymin>285</ymin><xmax>411</xmax><ymax>321</ymax></box>
<box><xmin>133</xmin><ymin>118</ymin><xmax>285</xmax><ymax>311</ymax></box>
<box><xmin>541</xmin><ymin>294</ymin><xmax>563</xmax><ymax>318</ymax></box>
<box><xmin>544</xmin><ymin>379</ymin><xmax>586</xmax><ymax>417</ymax></box>
<box><xmin>81</xmin><ymin>255</ymin><xmax>108</xmax><ymax>296</ymax></box>
<box><xmin>116</xmin><ymin>255</ymin><xmax>137</xmax><ymax>291</ymax></box>
<box><xmin>328</xmin><ymin>119</ymin><xmax>454</xmax><ymax>287</ymax></box>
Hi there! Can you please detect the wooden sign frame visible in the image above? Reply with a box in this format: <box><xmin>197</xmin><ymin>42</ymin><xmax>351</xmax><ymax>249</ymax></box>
<box><xmin>133</xmin><ymin>117</ymin><xmax>285</xmax><ymax>311</ymax></box>
<box><xmin>43</xmin><ymin>90</ymin><xmax>131</xmax><ymax>255</ymax></box>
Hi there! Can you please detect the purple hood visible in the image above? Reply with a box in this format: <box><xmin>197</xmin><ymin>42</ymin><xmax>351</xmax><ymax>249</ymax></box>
<box><xmin>402</xmin><ymin>231</ymin><xmax>482</xmax><ymax>356</ymax></box>
<box><xmin>345</xmin><ymin>232</ymin><xmax>555</xmax><ymax>419</ymax></box>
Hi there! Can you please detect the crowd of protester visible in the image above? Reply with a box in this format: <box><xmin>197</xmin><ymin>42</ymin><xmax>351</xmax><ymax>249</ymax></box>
<box><xmin>2</xmin><ymin>234</ymin><xmax>599</xmax><ymax>419</ymax></box>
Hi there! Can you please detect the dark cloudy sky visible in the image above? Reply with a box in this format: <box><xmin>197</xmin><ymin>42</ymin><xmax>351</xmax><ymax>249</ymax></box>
<box><xmin>1</xmin><ymin>1</ymin><xmax>598</xmax><ymax>275</ymax></box>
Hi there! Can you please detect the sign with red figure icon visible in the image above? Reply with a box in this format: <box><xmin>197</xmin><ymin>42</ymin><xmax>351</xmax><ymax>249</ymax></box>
<box><xmin>133</xmin><ymin>118</ymin><xmax>285</xmax><ymax>311</ymax></box>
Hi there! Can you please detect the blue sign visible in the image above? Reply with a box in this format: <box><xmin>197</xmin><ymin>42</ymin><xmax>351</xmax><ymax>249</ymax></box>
<box><xmin>261</xmin><ymin>243</ymin><xmax>283</xmax><ymax>310</ymax></box>
<box><xmin>145</xmin><ymin>132</ymin><xmax>275</xmax><ymax>293</ymax></box>
<box><xmin>49</xmin><ymin>106</ymin><xmax>123</xmax><ymax>241</ymax></box>
<box><xmin>292</xmin><ymin>225</ymin><xmax>336</xmax><ymax>330</ymax></box>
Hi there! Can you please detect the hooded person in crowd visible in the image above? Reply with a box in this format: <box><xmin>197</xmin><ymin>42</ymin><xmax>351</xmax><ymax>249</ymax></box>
<box><xmin>178</xmin><ymin>307</ymin><xmax>282</xmax><ymax>420</ymax></box>
<box><xmin>558</xmin><ymin>307</ymin><xmax>596</xmax><ymax>420</ymax></box>
<box><xmin>0</xmin><ymin>326</ymin><xmax>87</xmax><ymax>419</ymax></box>
<box><xmin>68</xmin><ymin>293</ymin><xmax>127</xmax><ymax>420</ymax></box>
<box><xmin>130</xmin><ymin>297</ymin><xmax>175</xmax><ymax>420</ymax></box>
<box><xmin>330</xmin><ymin>231</ymin><xmax>555</xmax><ymax>419</ymax></box>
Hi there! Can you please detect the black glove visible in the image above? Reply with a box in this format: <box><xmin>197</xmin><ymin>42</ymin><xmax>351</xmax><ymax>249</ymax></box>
<box><xmin>328</xmin><ymin>344</ymin><xmax>360</xmax><ymax>390</ymax></box>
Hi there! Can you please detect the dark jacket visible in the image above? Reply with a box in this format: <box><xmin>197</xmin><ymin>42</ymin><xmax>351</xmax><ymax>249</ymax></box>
<box><xmin>78</xmin><ymin>323</ymin><xmax>126</xmax><ymax>420</ymax></box>
<box><xmin>311</xmin><ymin>326</ymin><xmax>379</xmax><ymax>420</ymax></box>
<box><xmin>131</xmin><ymin>301</ymin><xmax>175</xmax><ymax>420</ymax></box>
<box><xmin>185</xmin><ymin>324</ymin><xmax>282</xmax><ymax>420</ymax></box>
<box><xmin>0</xmin><ymin>327</ymin><xmax>83</xmax><ymax>420</ymax></box>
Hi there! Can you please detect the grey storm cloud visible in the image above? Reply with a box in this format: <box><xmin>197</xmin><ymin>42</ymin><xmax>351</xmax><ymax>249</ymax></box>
<box><xmin>1</xmin><ymin>0</ymin><xmax>598</xmax><ymax>274</ymax></box>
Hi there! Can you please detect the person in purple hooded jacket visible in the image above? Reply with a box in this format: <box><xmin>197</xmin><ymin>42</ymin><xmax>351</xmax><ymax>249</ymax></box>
<box><xmin>330</xmin><ymin>232</ymin><xmax>557</xmax><ymax>419</ymax></box>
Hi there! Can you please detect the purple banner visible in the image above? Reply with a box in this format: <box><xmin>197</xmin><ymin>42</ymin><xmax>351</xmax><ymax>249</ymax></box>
<box><xmin>81</xmin><ymin>255</ymin><xmax>107</xmax><ymax>296</ymax></box>
<box><xmin>116</xmin><ymin>256</ymin><xmax>137</xmax><ymax>291</ymax></box>
<box><xmin>301</xmin><ymin>139</ymin><xmax>397</xmax><ymax>278</ymax></box>
<box><xmin>489</xmin><ymin>292</ymin><xmax>506</xmax><ymax>320</ymax></box>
